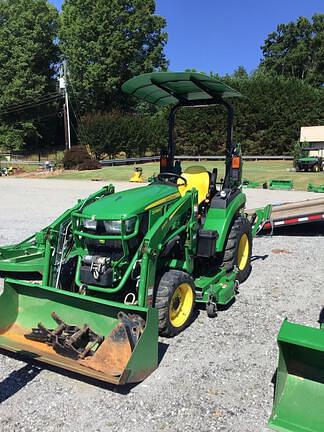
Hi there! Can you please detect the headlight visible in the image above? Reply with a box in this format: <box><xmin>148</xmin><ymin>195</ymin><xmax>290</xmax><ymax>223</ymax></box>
<box><xmin>103</xmin><ymin>220</ymin><xmax>122</xmax><ymax>234</ymax></box>
<box><xmin>82</xmin><ymin>218</ymin><xmax>97</xmax><ymax>230</ymax></box>
<box><xmin>125</xmin><ymin>217</ymin><xmax>136</xmax><ymax>233</ymax></box>
<box><xmin>103</xmin><ymin>217</ymin><xmax>136</xmax><ymax>235</ymax></box>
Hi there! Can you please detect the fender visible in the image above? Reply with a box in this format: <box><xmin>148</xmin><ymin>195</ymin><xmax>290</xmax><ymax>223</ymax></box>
<box><xmin>203</xmin><ymin>192</ymin><xmax>246</xmax><ymax>252</ymax></box>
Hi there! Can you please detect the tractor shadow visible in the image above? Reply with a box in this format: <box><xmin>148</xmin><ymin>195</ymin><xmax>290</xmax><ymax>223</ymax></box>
<box><xmin>0</xmin><ymin>361</ymin><xmax>42</xmax><ymax>403</ymax></box>
<box><xmin>0</xmin><ymin>342</ymin><xmax>170</xmax><ymax>399</ymax></box>
<box><xmin>270</xmin><ymin>368</ymin><xmax>278</xmax><ymax>403</ymax></box>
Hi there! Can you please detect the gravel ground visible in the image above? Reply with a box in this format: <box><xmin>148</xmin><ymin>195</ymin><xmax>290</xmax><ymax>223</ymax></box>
<box><xmin>0</xmin><ymin>178</ymin><xmax>323</xmax><ymax>432</ymax></box>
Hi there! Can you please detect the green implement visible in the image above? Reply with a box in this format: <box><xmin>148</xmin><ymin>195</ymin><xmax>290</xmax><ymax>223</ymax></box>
<box><xmin>308</xmin><ymin>183</ymin><xmax>324</xmax><ymax>193</ymax></box>
<box><xmin>269</xmin><ymin>179</ymin><xmax>293</xmax><ymax>191</ymax></box>
<box><xmin>242</xmin><ymin>179</ymin><xmax>267</xmax><ymax>189</ymax></box>
<box><xmin>268</xmin><ymin>311</ymin><xmax>324</xmax><ymax>432</ymax></box>
<box><xmin>0</xmin><ymin>279</ymin><xmax>158</xmax><ymax>384</ymax></box>
<box><xmin>247</xmin><ymin>204</ymin><xmax>272</xmax><ymax>237</ymax></box>
<box><xmin>0</xmin><ymin>72</ymin><xmax>254</xmax><ymax>385</ymax></box>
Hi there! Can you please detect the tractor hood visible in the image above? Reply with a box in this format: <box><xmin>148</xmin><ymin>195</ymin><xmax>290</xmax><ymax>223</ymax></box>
<box><xmin>81</xmin><ymin>183</ymin><xmax>180</xmax><ymax>219</ymax></box>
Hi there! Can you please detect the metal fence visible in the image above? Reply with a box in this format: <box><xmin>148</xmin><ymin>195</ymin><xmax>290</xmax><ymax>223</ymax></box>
<box><xmin>0</xmin><ymin>154</ymin><xmax>293</xmax><ymax>167</ymax></box>
<box><xmin>100</xmin><ymin>155</ymin><xmax>293</xmax><ymax>166</ymax></box>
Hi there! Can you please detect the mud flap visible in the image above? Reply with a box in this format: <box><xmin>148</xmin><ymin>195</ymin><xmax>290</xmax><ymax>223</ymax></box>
<box><xmin>268</xmin><ymin>319</ymin><xmax>324</xmax><ymax>432</ymax></box>
<box><xmin>0</xmin><ymin>278</ymin><xmax>158</xmax><ymax>385</ymax></box>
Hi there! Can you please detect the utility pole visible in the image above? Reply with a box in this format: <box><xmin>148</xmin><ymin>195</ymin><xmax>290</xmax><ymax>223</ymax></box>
<box><xmin>59</xmin><ymin>62</ymin><xmax>71</xmax><ymax>151</ymax></box>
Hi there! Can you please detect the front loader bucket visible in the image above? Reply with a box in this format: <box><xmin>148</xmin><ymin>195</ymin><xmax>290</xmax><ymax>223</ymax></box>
<box><xmin>0</xmin><ymin>278</ymin><xmax>158</xmax><ymax>385</ymax></box>
<box><xmin>268</xmin><ymin>319</ymin><xmax>324</xmax><ymax>432</ymax></box>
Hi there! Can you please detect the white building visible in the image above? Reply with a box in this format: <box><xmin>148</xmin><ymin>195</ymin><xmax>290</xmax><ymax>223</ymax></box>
<box><xmin>300</xmin><ymin>126</ymin><xmax>324</xmax><ymax>157</ymax></box>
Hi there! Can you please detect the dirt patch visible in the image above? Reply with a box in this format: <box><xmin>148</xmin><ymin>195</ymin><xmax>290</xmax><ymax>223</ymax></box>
<box><xmin>271</xmin><ymin>248</ymin><xmax>292</xmax><ymax>254</ymax></box>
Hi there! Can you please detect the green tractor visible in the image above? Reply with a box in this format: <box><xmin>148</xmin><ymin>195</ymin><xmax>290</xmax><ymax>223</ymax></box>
<box><xmin>0</xmin><ymin>72</ymin><xmax>268</xmax><ymax>385</ymax></box>
<box><xmin>296</xmin><ymin>146</ymin><xmax>324</xmax><ymax>172</ymax></box>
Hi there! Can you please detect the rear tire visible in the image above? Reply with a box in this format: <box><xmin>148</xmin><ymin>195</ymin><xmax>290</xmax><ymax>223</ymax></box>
<box><xmin>155</xmin><ymin>270</ymin><xmax>195</xmax><ymax>337</ymax></box>
<box><xmin>221</xmin><ymin>215</ymin><xmax>252</xmax><ymax>283</ymax></box>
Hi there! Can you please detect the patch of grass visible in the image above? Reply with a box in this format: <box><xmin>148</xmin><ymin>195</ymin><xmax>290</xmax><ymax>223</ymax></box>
<box><xmin>0</xmin><ymin>163</ymin><xmax>40</xmax><ymax>173</ymax></box>
<box><xmin>50</xmin><ymin>160</ymin><xmax>324</xmax><ymax>191</ymax></box>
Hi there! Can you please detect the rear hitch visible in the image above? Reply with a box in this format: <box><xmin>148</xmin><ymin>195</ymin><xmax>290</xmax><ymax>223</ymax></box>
<box><xmin>206</xmin><ymin>295</ymin><xmax>218</xmax><ymax>318</ymax></box>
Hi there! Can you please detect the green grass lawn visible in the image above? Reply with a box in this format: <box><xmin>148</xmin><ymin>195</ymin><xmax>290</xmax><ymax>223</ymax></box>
<box><xmin>51</xmin><ymin>160</ymin><xmax>324</xmax><ymax>191</ymax></box>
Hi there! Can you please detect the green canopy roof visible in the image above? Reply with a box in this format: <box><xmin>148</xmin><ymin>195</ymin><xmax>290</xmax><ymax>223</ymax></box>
<box><xmin>122</xmin><ymin>72</ymin><xmax>242</xmax><ymax>106</ymax></box>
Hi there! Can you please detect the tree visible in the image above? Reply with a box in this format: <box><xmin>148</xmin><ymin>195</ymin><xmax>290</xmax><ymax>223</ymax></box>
<box><xmin>170</xmin><ymin>72</ymin><xmax>324</xmax><ymax>157</ymax></box>
<box><xmin>232</xmin><ymin>66</ymin><xmax>249</xmax><ymax>80</ymax></box>
<box><xmin>260</xmin><ymin>14</ymin><xmax>324</xmax><ymax>87</ymax></box>
<box><xmin>59</xmin><ymin>0</ymin><xmax>168</xmax><ymax>112</ymax></box>
<box><xmin>81</xmin><ymin>110</ymin><xmax>167</xmax><ymax>159</ymax></box>
<box><xmin>0</xmin><ymin>0</ymin><xmax>59</xmax><ymax>152</ymax></box>
<box><xmin>227</xmin><ymin>73</ymin><xmax>324</xmax><ymax>155</ymax></box>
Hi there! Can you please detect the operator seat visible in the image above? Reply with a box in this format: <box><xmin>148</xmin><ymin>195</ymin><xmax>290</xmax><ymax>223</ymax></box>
<box><xmin>177</xmin><ymin>166</ymin><xmax>210</xmax><ymax>204</ymax></box>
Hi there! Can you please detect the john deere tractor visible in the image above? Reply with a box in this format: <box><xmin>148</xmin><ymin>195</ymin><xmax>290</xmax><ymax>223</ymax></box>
<box><xmin>0</xmin><ymin>72</ymin><xmax>267</xmax><ymax>385</ymax></box>
<box><xmin>296</xmin><ymin>146</ymin><xmax>324</xmax><ymax>172</ymax></box>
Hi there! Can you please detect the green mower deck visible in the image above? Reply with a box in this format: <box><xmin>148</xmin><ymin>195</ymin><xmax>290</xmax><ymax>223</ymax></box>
<box><xmin>242</xmin><ymin>179</ymin><xmax>267</xmax><ymax>189</ymax></box>
<box><xmin>269</xmin><ymin>179</ymin><xmax>293</xmax><ymax>191</ymax></box>
<box><xmin>307</xmin><ymin>183</ymin><xmax>324</xmax><ymax>193</ymax></box>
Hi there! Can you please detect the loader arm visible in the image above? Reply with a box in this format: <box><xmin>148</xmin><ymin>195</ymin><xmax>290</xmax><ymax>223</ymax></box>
<box><xmin>0</xmin><ymin>185</ymin><xmax>115</xmax><ymax>278</ymax></box>
<box><xmin>138</xmin><ymin>190</ymin><xmax>198</xmax><ymax>307</ymax></box>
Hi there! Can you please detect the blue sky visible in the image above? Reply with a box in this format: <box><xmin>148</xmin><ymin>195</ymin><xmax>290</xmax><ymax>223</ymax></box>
<box><xmin>50</xmin><ymin>0</ymin><xmax>323</xmax><ymax>75</ymax></box>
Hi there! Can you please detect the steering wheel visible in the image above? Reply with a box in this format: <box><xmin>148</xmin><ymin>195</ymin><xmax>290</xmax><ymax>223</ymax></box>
<box><xmin>157</xmin><ymin>172</ymin><xmax>187</xmax><ymax>186</ymax></box>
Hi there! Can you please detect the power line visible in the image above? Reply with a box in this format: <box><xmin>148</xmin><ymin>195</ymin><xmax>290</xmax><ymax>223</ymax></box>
<box><xmin>69</xmin><ymin>99</ymin><xmax>86</xmax><ymax>142</ymax></box>
<box><xmin>0</xmin><ymin>94</ymin><xmax>63</xmax><ymax>116</ymax></box>
<box><xmin>63</xmin><ymin>61</ymin><xmax>71</xmax><ymax>150</ymax></box>
<box><xmin>66</xmin><ymin>70</ymin><xmax>87</xmax><ymax>141</ymax></box>
<box><xmin>70</xmin><ymin>118</ymin><xmax>81</xmax><ymax>143</ymax></box>
<box><xmin>0</xmin><ymin>96</ymin><xmax>62</xmax><ymax>116</ymax></box>
<box><xmin>0</xmin><ymin>92</ymin><xmax>61</xmax><ymax>112</ymax></box>
<box><xmin>0</xmin><ymin>94</ymin><xmax>62</xmax><ymax>114</ymax></box>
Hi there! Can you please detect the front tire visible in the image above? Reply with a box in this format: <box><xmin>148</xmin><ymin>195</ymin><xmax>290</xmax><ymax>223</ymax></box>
<box><xmin>155</xmin><ymin>270</ymin><xmax>195</xmax><ymax>337</ymax></box>
<box><xmin>221</xmin><ymin>215</ymin><xmax>252</xmax><ymax>283</ymax></box>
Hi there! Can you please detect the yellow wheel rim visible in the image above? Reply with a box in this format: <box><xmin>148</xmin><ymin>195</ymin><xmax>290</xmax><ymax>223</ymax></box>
<box><xmin>169</xmin><ymin>283</ymin><xmax>193</xmax><ymax>328</ymax></box>
<box><xmin>237</xmin><ymin>233</ymin><xmax>249</xmax><ymax>270</ymax></box>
